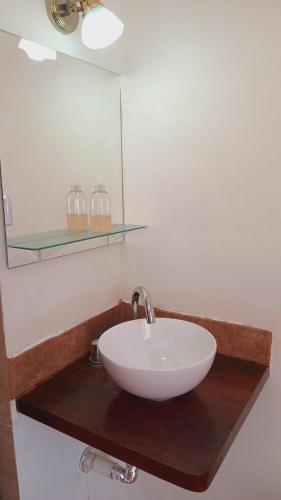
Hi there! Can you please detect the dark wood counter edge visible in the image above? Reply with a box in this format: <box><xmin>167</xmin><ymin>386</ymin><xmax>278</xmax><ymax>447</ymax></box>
<box><xmin>16</xmin><ymin>358</ymin><xmax>269</xmax><ymax>493</ymax></box>
<box><xmin>16</xmin><ymin>398</ymin><xmax>205</xmax><ymax>492</ymax></box>
<box><xmin>205</xmin><ymin>364</ymin><xmax>269</xmax><ymax>489</ymax></box>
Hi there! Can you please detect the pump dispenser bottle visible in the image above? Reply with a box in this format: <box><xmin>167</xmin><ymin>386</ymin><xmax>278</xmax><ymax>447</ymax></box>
<box><xmin>67</xmin><ymin>184</ymin><xmax>87</xmax><ymax>231</ymax></box>
<box><xmin>90</xmin><ymin>180</ymin><xmax>112</xmax><ymax>232</ymax></box>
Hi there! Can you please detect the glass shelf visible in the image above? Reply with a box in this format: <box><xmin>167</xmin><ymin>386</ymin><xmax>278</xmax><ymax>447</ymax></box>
<box><xmin>7</xmin><ymin>224</ymin><xmax>145</xmax><ymax>252</ymax></box>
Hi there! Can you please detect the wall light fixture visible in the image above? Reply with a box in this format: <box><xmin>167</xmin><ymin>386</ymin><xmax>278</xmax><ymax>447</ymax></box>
<box><xmin>46</xmin><ymin>0</ymin><xmax>124</xmax><ymax>49</ymax></box>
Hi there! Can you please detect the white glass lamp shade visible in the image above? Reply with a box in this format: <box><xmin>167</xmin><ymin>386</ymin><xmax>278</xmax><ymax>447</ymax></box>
<box><xmin>18</xmin><ymin>39</ymin><xmax>57</xmax><ymax>61</ymax></box>
<box><xmin>81</xmin><ymin>5</ymin><xmax>124</xmax><ymax>49</ymax></box>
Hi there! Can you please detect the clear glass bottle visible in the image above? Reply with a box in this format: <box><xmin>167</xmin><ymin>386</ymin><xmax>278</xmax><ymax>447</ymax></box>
<box><xmin>90</xmin><ymin>181</ymin><xmax>112</xmax><ymax>233</ymax></box>
<box><xmin>67</xmin><ymin>184</ymin><xmax>88</xmax><ymax>231</ymax></box>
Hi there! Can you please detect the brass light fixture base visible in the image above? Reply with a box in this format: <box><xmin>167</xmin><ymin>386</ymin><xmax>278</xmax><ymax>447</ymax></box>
<box><xmin>45</xmin><ymin>0</ymin><xmax>80</xmax><ymax>34</ymax></box>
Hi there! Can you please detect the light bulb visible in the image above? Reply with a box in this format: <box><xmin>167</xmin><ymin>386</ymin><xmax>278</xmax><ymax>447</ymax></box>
<box><xmin>81</xmin><ymin>5</ymin><xmax>124</xmax><ymax>50</ymax></box>
<box><xmin>18</xmin><ymin>39</ymin><xmax>57</xmax><ymax>62</ymax></box>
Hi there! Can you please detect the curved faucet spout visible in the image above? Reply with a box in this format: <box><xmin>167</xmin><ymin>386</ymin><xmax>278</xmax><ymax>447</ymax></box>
<box><xmin>131</xmin><ymin>286</ymin><xmax>156</xmax><ymax>324</ymax></box>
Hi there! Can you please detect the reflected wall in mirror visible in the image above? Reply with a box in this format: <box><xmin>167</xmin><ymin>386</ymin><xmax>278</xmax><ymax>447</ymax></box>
<box><xmin>0</xmin><ymin>30</ymin><xmax>124</xmax><ymax>268</ymax></box>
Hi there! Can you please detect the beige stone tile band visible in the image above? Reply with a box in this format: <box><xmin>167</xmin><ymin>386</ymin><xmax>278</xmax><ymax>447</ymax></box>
<box><xmin>8</xmin><ymin>301</ymin><xmax>272</xmax><ymax>402</ymax></box>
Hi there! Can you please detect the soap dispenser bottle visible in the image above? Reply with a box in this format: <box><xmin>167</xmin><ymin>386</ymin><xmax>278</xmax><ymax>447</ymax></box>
<box><xmin>67</xmin><ymin>184</ymin><xmax>87</xmax><ymax>231</ymax></box>
<box><xmin>90</xmin><ymin>180</ymin><xmax>112</xmax><ymax>232</ymax></box>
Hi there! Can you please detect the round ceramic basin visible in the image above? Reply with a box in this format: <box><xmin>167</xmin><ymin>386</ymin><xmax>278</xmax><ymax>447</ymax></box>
<box><xmin>98</xmin><ymin>318</ymin><xmax>217</xmax><ymax>401</ymax></box>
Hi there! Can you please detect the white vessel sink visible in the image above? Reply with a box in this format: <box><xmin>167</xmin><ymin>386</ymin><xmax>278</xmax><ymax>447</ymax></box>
<box><xmin>98</xmin><ymin>318</ymin><xmax>217</xmax><ymax>401</ymax></box>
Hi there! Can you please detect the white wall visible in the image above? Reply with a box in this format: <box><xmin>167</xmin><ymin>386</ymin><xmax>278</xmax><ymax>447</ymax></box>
<box><xmin>120</xmin><ymin>0</ymin><xmax>281</xmax><ymax>499</ymax></box>
<box><xmin>3</xmin><ymin>1</ymin><xmax>281</xmax><ymax>500</ymax></box>
<box><xmin>0</xmin><ymin>0</ymin><xmax>123</xmax><ymax>356</ymax></box>
<box><xmin>12</xmin><ymin>413</ymin><xmax>88</xmax><ymax>500</ymax></box>
<box><xmin>121</xmin><ymin>0</ymin><xmax>281</xmax><ymax>330</ymax></box>
<box><xmin>0</xmin><ymin>2</ymin><xmax>123</xmax><ymax>499</ymax></box>
<box><xmin>0</xmin><ymin>1</ymin><xmax>122</xmax><ymax>496</ymax></box>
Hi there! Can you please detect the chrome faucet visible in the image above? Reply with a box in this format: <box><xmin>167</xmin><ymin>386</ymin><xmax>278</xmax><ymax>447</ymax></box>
<box><xmin>131</xmin><ymin>286</ymin><xmax>156</xmax><ymax>324</ymax></box>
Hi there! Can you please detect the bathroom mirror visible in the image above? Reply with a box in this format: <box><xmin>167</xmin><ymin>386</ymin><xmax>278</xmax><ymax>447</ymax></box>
<box><xmin>0</xmin><ymin>30</ymin><xmax>124</xmax><ymax>268</ymax></box>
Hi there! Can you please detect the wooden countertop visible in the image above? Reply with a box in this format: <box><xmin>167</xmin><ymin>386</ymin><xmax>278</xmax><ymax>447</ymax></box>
<box><xmin>17</xmin><ymin>354</ymin><xmax>268</xmax><ymax>492</ymax></box>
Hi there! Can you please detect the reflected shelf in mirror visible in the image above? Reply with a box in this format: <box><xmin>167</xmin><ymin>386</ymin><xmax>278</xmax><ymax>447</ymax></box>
<box><xmin>7</xmin><ymin>224</ymin><xmax>146</xmax><ymax>251</ymax></box>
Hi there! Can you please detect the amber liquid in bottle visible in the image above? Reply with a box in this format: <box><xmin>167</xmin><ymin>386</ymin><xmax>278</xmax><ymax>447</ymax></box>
<box><xmin>90</xmin><ymin>215</ymin><xmax>112</xmax><ymax>233</ymax></box>
<box><xmin>90</xmin><ymin>182</ymin><xmax>112</xmax><ymax>233</ymax></box>
<box><xmin>67</xmin><ymin>214</ymin><xmax>88</xmax><ymax>231</ymax></box>
<box><xmin>67</xmin><ymin>184</ymin><xmax>87</xmax><ymax>232</ymax></box>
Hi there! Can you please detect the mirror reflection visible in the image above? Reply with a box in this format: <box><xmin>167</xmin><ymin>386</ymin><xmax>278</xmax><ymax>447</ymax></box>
<box><xmin>0</xmin><ymin>30</ymin><xmax>123</xmax><ymax>268</ymax></box>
